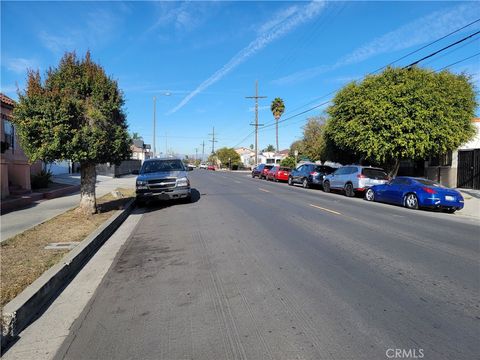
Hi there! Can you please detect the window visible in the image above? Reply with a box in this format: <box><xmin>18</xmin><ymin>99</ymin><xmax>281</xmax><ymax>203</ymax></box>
<box><xmin>362</xmin><ymin>168</ymin><xmax>388</xmax><ymax>179</ymax></box>
<box><xmin>3</xmin><ymin>119</ymin><xmax>14</xmax><ymax>150</ymax></box>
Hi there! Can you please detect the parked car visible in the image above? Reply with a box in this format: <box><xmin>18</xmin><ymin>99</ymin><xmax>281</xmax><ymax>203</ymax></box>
<box><xmin>270</xmin><ymin>166</ymin><xmax>291</xmax><ymax>182</ymax></box>
<box><xmin>365</xmin><ymin>177</ymin><xmax>464</xmax><ymax>213</ymax></box>
<box><xmin>199</xmin><ymin>163</ymin><xmax>208</xmax><ymax>169</ymax></box>
<box><xmin>135</xmin><ymin>158</ymin><xmax>192</xmax><ymax>205</ymax></box>
<box><xmin>288</xmin><ymin>163</ymin><xmax>336</xmax><ymax>188</ymax></box>
<box><xmin>323</xmin><ymin>165</ymin><xmax>389</xmax><ymax>196</ymax></box>
<box><xmin>207</xmin><ymin>165</ymin><xmax>216</xmax><ymax>171</ymax></box>
<box><xmin>252</xmin><ymin>164</ymin><xmax>274</xmax><ymax>179</ymax></box>
<box><xmin>266</xmin><ymin>166</ymin><xmax>279</xmax><ymax>181</ymax></box>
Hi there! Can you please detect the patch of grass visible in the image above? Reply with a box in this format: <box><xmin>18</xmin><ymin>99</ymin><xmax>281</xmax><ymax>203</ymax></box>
<box><xmin>0</xmin><ymin>188</ymin><xmax>135</xmax><ymax>307</ymax></box>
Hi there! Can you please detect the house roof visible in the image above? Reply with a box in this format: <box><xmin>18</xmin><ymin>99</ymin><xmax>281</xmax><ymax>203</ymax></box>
<box><xmin>472</xmin><ymin>118</ymin><xmax>480</xmax><ymax>123</ymax></box>
<box><xmin>0</xmin><ymin>93</ymin><xmax>16</xmax><ymax>107</ymax></box>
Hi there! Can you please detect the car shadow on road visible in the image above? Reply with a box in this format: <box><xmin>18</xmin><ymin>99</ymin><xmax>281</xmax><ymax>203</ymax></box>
<box><xmin>140</xmin><ymin>189</ymin><xmax>201</xmax><ymax>213</ymax></box>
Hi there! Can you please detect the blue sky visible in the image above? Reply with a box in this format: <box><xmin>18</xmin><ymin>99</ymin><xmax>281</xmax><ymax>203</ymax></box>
<box><xmin>1</xmin><ymin>1</ymin><xmax>479</xmax><ymax>158</ymax></box>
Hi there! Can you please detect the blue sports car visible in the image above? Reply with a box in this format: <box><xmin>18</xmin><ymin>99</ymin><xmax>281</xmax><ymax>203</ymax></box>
<box><xmin>364</xmin><ymin>177</ymin><xmax>464</xmax><ymax>213</ymax></box>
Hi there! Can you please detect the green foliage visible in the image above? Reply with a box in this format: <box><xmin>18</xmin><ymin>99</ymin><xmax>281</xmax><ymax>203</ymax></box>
<box><xmin>131</xmin><ymin>132</ymin><xmax>143</xmax><ymax>140</ymax></box>
<box><xmin>300</xmin><ymin>117</ymin><xmax>328</xmax><ymax>162</ymax></box>
<box><xmin>264</xmin><ymin>144</ymin><xmax>276</xmax><ymax>152</ymax></box>
<box><xmin>214</xmin><ymin>147</ymin><xmax>241</xmax><ymax>167</ymax></box>
<box><xmin>13</xmin><ymin>51</ymin><xmax>131</xmax><ymax>166</ymax></box>
<box><xmin>289</xmin><ymin>140</ymin><xmax>304</xmax><ymax>158</ymax></box>
<box><xmin>31</xmin><ymin>169</ymin><xmax>52</xmax><ymax>189</ymax></box>
<box><xmin>270</xmin><ymin>97</ymin><xmax>285</xmax><ymax>120</ymax></box>
<box><xmin>280</xmin><ymin>156</ymin><xmax>296</xmax><ymax>168</ymax></box>
<box><xmin>326</xmin><ymin>66</ymin><xmax>477</xmax><ymax>168</ymax></box>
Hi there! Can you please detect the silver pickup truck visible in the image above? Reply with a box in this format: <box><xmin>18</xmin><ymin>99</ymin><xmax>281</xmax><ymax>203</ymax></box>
<box><xmin>134</xmin><ymin>158</ymin><xmax>192</xmax><ymax>205</ymax></box>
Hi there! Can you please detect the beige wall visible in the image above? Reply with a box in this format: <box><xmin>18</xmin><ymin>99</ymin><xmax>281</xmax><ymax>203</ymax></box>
<box><xmin>1</xmin><ymin>101</ymin><xmax>38</xmax><ymax>199</ymax></box>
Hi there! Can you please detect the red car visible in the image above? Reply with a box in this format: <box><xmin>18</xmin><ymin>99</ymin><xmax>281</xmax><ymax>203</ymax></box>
<box><xmin>207</xmin><ymin>165</ymin><xmax>215</xmax><ymax>171</ymax></box>
<box><xmin>267</xmin><ymin>166</ymin><xmax>290</xmax><ymax>182</ymax></box>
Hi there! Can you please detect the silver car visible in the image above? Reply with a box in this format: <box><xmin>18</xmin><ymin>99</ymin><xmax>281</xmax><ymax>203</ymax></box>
<box><xmin>323</xmin><ymin>165</ymin><xmax>389</xmax><ymax>197</ymax></box>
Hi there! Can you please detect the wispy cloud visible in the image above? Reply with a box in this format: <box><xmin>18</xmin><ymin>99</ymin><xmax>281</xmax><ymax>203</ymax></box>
<box><xmin>272</xmin><ymin>65</ymin><xmax>331</xmax><ymax>86</ymax></box>
<box><xmin>272</xmin><ymin>3</ymin><xmax>480</xmax><ymax>86</ymax></box>
<box><xmin>39</xmin><ymin>7</ymin><xmax>123</xmax><ymax>54</ymax></box>
<box><xmin>336</xmin><ymin>3</ymin><xmax>480</xmax><ymax>67</ymax></box>
<box><xmin>4</xmin><ymin>57</ymin><xmax>40</xmax><ymax>74</ymax></box>
<box><xmin>168</xmin><ymin>1</ymin><xmax>327</xmax><ymax>114</ymax></box>
<box><xmin>148</xmin><ymin>2</ymin><xmax>220</xmax><ymax>35</ymax></box>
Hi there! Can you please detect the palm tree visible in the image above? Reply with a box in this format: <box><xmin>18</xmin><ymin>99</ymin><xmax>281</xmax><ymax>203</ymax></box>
<box><xmin>270</xmin><ymin>98</ymin><xmax>285</xmax><ymax>154</ymax></box>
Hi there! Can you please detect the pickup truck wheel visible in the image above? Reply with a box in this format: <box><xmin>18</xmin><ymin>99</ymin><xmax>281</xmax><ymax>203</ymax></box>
<box><xmin>288</xmin><ymin>177</ymin><xmax>293</xmax><ymax>186</ymax></box>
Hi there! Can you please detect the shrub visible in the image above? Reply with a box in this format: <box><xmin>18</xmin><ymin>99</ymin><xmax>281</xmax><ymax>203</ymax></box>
<box><xmin>31</xmin><ymin>170</ymin><xmax>52</xmax><ymax>189</ymax></box>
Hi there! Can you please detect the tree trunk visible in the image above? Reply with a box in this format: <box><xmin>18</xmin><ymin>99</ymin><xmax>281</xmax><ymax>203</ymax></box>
<box><xmin>389</xmin><ymin>159</ymin><xmax>401</xmax><ymax>178</ymax></box>
<box><xmin>79</xmin><ymin>162</ymin><xmax>97</xmax><ymax>215</ymax></box>
<box><xmin>276</xmin><ymin>118</ymin><xmax>279</xmax><ymax>154</ymax></box>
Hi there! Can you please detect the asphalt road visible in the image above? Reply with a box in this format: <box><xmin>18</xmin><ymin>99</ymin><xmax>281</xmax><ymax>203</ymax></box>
<box><xmin>55</xmin><ymin>170</ymin><xmax>479</xmax><ymax>360</ymax></box>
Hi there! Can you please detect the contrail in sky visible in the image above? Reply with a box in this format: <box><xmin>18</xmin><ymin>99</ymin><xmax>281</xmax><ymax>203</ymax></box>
<box><xmin>167</xmin><ymin>0</ymin><xmax>326</xmax><ymax>115</ymax></box>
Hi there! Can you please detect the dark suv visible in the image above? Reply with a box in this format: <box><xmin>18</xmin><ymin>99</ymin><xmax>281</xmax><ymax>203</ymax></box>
<box><xmin>288</xmin><ymin>163</ymin><xmax>336</xmax><ymax>188</ymax></box>
<box><xmin>135</xmin><ymin>158</ymin><xmax>192</xmax><ymax>205</ymax></box>
<box><xmin>252</xmin><ymin>164</ymin><xmax>275</xmax><ymax>179</ymax></box>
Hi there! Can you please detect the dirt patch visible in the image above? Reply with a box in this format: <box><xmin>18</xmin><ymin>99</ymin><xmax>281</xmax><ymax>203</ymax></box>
<box><xmin>0</xmin><ymin>188</ymin><xmax>135</xmax><ymax>307</ymax></box>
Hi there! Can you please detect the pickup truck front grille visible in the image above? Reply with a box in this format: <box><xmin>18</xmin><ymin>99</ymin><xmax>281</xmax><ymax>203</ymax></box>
<box><xmin>147</xmin><ymin>178</ymin><xmax>176</xmax><ymax>190</ymax></box>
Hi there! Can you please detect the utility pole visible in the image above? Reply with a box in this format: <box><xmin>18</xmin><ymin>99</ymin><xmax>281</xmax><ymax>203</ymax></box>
<box><xmin>195</xmin><ymin>148</ymin><xmax>198</xmax><ymax>162</ymax></box>
<box><xmin>246</xmin><ymin>80</ymin><xmax>267</xmax><ymax>165</ymax></box>
<box><xmin>209</xmin><ymin>127</ymin><xmax>218</xmax><ymax>154</ymax></box>
<box><xmin>201</xmin><ymin>141</ymin><xmax>205</xmax><ymax>162</ymax></box>
<box><xmin>153</xmin><ymin>96</ymin><xmax>156</xmax><ymax>158</ymax></box>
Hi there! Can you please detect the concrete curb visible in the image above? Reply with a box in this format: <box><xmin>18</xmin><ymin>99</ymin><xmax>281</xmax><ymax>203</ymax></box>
<box><xmin>0</xmin><ymin>199</ymin><xmax>136</xmax><ymax>349</ymax></box>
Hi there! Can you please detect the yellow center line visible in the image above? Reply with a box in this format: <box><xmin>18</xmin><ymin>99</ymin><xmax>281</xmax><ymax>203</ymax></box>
<box><xmin>258</xmin><ymin>188</ymin><xmax>271</xmax><ymax>193</ymax></box>
<box><xmin>309</xmin><ymin>204</ymin><xmax>342</xmax><ymax>215</ymax></box>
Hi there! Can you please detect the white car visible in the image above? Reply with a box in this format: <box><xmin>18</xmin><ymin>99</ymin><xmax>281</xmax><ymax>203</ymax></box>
<box><xmin>199</xmin><ymin>163</ymin><xmax>208</xmax><ymax>169</ymax></box>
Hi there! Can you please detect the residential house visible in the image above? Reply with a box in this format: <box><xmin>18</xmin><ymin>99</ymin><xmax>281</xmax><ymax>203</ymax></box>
<box><xmin>235</xmin><ymin>147</ymin><xmax>255</xmax><ymax>168</ymax></box>
<box><xmin>131</xmin><ymin>139</ymin><xmax>152</xmax><ymax>163</ymax></box>
<box><xmin>0</xmin><ymin>93</ymin><xmax>41</xmax><ymax>199</ymax></box>
<box><xmin>424</xmin><ymin>118</ymin><xmax>480</xmax><ymax>190</ymax></box>
<box><xmin>257</xmin><ymin>151</ymin><xmax>288</xmax><ymax>165</ymax></box>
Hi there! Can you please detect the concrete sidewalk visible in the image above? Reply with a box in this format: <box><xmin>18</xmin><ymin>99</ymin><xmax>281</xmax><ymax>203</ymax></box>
<box><xmin>0</xmin><ymin>174</ymin><xmax>135</xmax><ymax>243</ymax></box>
<box><xmin>457</xmin><ymin>189</ymin><xmax>480</xmax><ymax>219</ymax></box>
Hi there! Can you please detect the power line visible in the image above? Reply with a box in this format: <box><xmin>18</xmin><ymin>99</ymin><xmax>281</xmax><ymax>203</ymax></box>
<box><xmin>271</xmin><ymin>18</ymin><xmax>480</xmax><ymax>122</ymax></box>
<box><xmin>403</xmin><ymin>30</ymin><xmax>480</xmax><ymax>68</ymax></box>
<box><xmin>233</xmin><ymin>21</ymin><xmax>480</xmax><ymax>148</ymax></box>
<box><xmin>435</xmin><ymin>52</ymin><xmax>480</xmax><ymax>72</ymax></box>
<box><xmin>372</xmin><ymin>18</ymin><xmax>480</xmax><ymax>74</ymax></box>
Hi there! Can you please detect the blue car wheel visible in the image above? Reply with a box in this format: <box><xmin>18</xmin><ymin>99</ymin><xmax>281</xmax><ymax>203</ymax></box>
<box><xmin>365</xmin><ymin>188</ymin><xmax>375</xmax><ymax>201</ymax></box>
<box><xmin>404</xmin><ymin>193</ymin><xmax>419</xmax><ymax>210</ymax></box>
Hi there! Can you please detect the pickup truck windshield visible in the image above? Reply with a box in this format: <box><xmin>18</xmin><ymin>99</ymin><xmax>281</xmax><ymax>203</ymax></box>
<box><xmin>141</xmin><ymin>160</ymin><xmax>185</xmax><ymax>174</ymax></box>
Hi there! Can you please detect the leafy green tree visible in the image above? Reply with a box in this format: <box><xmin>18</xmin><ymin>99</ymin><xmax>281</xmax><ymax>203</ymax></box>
<box><xmin>264</xmin><ymin>144</ymin><xmax>276</xmax><ymax>152</ymax></box>
<box><xmin>271</xmin><ymin>97</ymin><xmax>285</xmax><ymax>153</ymax></box>
<box><xmin>326</xmin><ymin>66</ymin><xmax>476</xmax><ymax>176</ymax></box>
<box><xmin>289</xmin><ymin>140</ymin><xmax>304</xmax><ymax>158</ymax></box>
<box><xmin>280</xmin><ymin>156</ymin><xmax>296</xmax><ymax>169</ymax></box>
<box><xmin>13</xmin><ymin>51</ymin><xmax>131</xmax><ymax>214</ymax></box>
<box><xmin>301</xmin><ymin>116</ymin><xmax>327</xmax><ymax>162</ymax></box>
<box><xmin>214</xmin><ymin>147</ymin><xmax>241</xmax><ymax>168</ymax></box>
<box><xmin>131</xmin><ymin>132</ymin><xmax>143</xmax><ymax>140</ymax></box>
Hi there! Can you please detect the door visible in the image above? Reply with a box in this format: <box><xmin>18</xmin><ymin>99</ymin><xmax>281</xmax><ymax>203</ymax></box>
<box><xmin>457</xmin><ymin>149</ymin><xmax>480</xmax><ymax>190</ymax></box>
